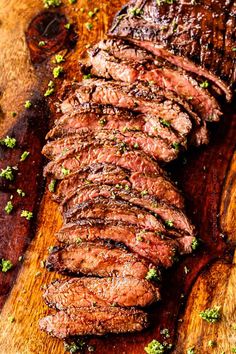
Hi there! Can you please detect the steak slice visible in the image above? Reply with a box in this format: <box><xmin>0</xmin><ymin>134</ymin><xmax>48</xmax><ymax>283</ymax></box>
<box><xmin>64</xmin><ymin>198</ymin><xmax>167</xmax><ymax>232</ymax></box>
<box><xmin>43</xmin><ymin>277</ymin><xmax>160</xmax><ymax>309</ymax></box>
<box><xmin>56</xmin><ymin>220</ymin><xmax>195</xmax><ymax>262</ymax></box>
<box><xmin>46</xmin><ymin>241</ymin><xmax>160</xmax><ymax>279</ymax></box>
<box><xmin>43</xmin><ymin>142</ymin><xmax>164</xmax><ymax>179</ymax></box>
<box><xmin>47</xmin><ymin>106</ymin><xmax>185</xmax><ymax>149</ymax></box>
<box><xmin>67</xmin><ymin>79</ymin><xmax>193</xmax><ymax>137</ymax></box>
<box><xmin>108</xmin><ymin>0</ymin><xmax>233</xmax><ymax>100</ymax></box>
<box><xmin>43</xmin><ymin>129</ymin><xmax>179</xmax><ymax>163</ymax></box>
<box><xmin>62</xmin><ymin>183</ymin><xmax>194</xmax><ymax>235</ymax></box>
<box><xmin>55</xmin><ymin>164</ymin><xmax>184</xmax><ymax>209</ymax></box>
<box><xmin>39</xmin><ymin>306</ymin><xmax>149</xmax><ymax>339</ymax></box>
<box><xmin>81</xmin><ymin>41</ymin><xmax>221</xmax><ymax>122</ymax></box>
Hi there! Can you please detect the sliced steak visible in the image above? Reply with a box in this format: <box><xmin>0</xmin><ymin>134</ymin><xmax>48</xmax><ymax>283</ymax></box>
<box><xmin>43</xmin><ymin>277</ymin><xmax>160</xmax><ymax>309</ymax></box>
<box><xmin>46</xmin><ymin>241</ymin><xmax>160</xmax><ymax>279</ymax></box>
<box><xmin>62</xmin><ymin>183</ymin><xmax>194</xmax><ymax>235</ymax></box>
<box><xmin>55</xmin><ymin>164</ymin><xmax>184</xmax><ymax>209</ymax></box>
<box><xmin>39</xmin><ymin>306</ymin><xmax>149</xmax><ymax>339</ymax></box>
<box><xmin>64</xmin><ymin>198</ymin><xmax>167</xmax><ymax>232</ymax></box>
<box><xmin>66</xmin><ymin>79</ymin><xmax>193</xmax><ymax>137</ymax></box>
<box><xmin>108</xmin><ymin>0</ymin><xmax>234</xmax><ymax>100</ymax></box>
<box><xmin>81</xmin><ymin>41</ymin><xmax>222</xmax><ymax>122</ymax></box>
<box><xmin>43</xmin><ymin>128</ymin><xmax>179</xmax><ymax>163</ymax></box>
<box><xmin>43</xmin><ymin>142</ymin><xmax>164</xmax><ymax>179</ymax></box>
<box><xmin>56</xmin><ymin>220</ymin><xmax>195</xmax><ymax>261</ymax></box>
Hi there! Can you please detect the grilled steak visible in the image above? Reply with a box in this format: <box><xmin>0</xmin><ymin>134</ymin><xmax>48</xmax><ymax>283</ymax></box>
<box><xmin>55</xmin><ymin>164</ymin><xmax>184</xmax><ymax>209</ymax></box>
<box><xmin>43</xmin><ymin>128</ymin><xmax>179</xmax><ymax>162</ymax></box>
<box><xmin>43</xmin><ymin>142</ymin><xmax>164</xmax><ymax>179</ymax></box>
<box><xmin>56</xmin><ymin>220</ymin><xmax>195</xmax><ymax>262</ymax></box>
<box><xmin>46</xmin><ymin>241</ymin><xmax>160</xmax><ymax>279</ymax></box>
<box><xmin>81</xmin><ymin>40</ymin><xmax>222</xmax><ymax>122</ymax></box>
<box><xmin>64</xmin><ymin>198</ymin><xmax>167</xmax><ymax>232</ymax></box>
<box><xmin>109</xmin><ymin>0</ymin><xmax>234</xmax><ymax>100</ymax></box>
<box><xmin>62</xmin><ymin>183</ymin><xmax>194</xmax><ymax>235</ymax></box>
<box><xmin>43</xmin><ymin>277</ymin><xmax>160</xmax><ymax>309</ymax></box>
<box><xmin>65</xmin><ymin>79</ymin><xmax>194</xmax><ymax>136</ymax></box>
<box><xmin>39</xmin><ymin>306</ymin><xmax>149</xmax><ymax>339</ymax></box>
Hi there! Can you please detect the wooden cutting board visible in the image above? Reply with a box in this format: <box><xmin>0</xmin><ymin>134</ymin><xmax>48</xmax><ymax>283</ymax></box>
<box><xmin>0</xmin><ymin>1</ymin><xmax>235</xmax><ymax>353</ymax></box>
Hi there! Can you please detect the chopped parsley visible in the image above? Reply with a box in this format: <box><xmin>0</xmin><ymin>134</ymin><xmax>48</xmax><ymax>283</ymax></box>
<box><xmin>83</xmin><ymin>73</ymin><xmax>92</xmax><ymax>80</ymax></box>
<box><xmin>133</xmin><ymin>142</ymin><xmax>139</xmax><ymax>149</ymax></box>
<box><xmin>208</xmin><ymin>340</ymin><xmax>216</xmax><ymax>347</ymax></box>
<box><xmin>1</xmin><ymin>136</ymin><xmax>16</xmax><ymax>148</ymax></box>
<box><xmin>191</xmin><ymin>237</ymin><xmax>199</xmax><ymax>250</ymax></box>
<box><xmin>44</xmin><ymin>81</ymin><xmax>55</xmax><ymax>97</ymax></box>
<box><xmin>99</xmin><ymin>118</ymin><xmax>107</xmax><ymax>126</ymax></box>
<box><xmin>20</xmin><ymin>151</ymin><xmax>30</xmax><ymax>161</ymax></box>
<box><xmin>187</xmin><ymin>348</ymin><xmax>195</xmax><ymax>354</ymax></box>
<box><xmin>172</xmin><ymin>142</ymin><xmax>179</xmax><ymax>150</ymax></box>
<box><xmin>68</xmin><ymin>0</ymin><xmax>77</xmax><ymax>3</ymax></box>
<box><xmin>48</xmin><ymin>179</ymin><xmax>57</xmax><ymax>193</ymax></box>
<box><xmin>38</xmin><ymin>41</ymin><xmax>46</xmax><ymax>47</ymax></box>
<box><xmin>24</xmin><ymin>100</ymin><xmax>32</xmax><ymax>109</ymax></box>
<box><xmin>64</xmin><ymin>340</ymin><xmax>85</xmax><ymax>353</ymax></box>
<box><xmin>156</xmin><ymin>0</ymin><xmax>176</xmax><ymax>5</ymax></box>
<box><xmin>62</xmin><ymin>166</ymin><xmax>70</xmax><ymax>176</ymax></box>
<box><xmin>21</xmin><ymin>210</ymin><xmax>33</xmax><ymax>220</ymax></box>
<box><xmin>232</xmin><ymin>348</ymin><xmax>236</xmax><ymax>353</ymax></box>
<box><xmin>1</xmin><ymin>258</ymin><xmax>13</xmax><ymax>272</ymax></box>
<box><xmin>199</xmin><ymin>306</ymin><xmax>221</xmax><ymax>323</ymax></box>
<box><xmin>232</xmin><ymin>48</ymin><xmax>236</xmax><ymax>52</ymax></box>
<box><xmin>8</xmin><ymin>315</ymin><xmax>15</xmax><ymax>323</ymax></box>
<box><xmin>64</xmin><ymin>23</ymin><xmax>71</xmax><ymax>30</ymax></box>
<box><xmin>0</xmin><ymin>166</ymin><xmax>16</xmax><ymax>181</ymax></box>
<box><xmin>5</xmin><ymin>201</ymin><xmax>13</xmax><ymax>214</ymax></box>
<box><xmin>136</xmin><ymin>234</ymin><xmax>144</xmax><ymax>242</ymax></box>
<box><xmin>85</xmin><ymin>22</ymin><xmax>93</xmax><ymax>31</ymax></box>
<box><xmin>43</xmin><ymin>0</ymin><xmax>61</xmax><ymax>8</ymax></box>
<box><xmin>55</xmin><ymin>54</ymin><xmax>65</xmax><ymax>63</ymax></box>
<box><xmin>17</xmin><ymin>189</ymin><xmax>26</xmax><ymax>197</ymax></box>
<box><xmin>146</xmin><ymin>268</ymin><xmax>159</xmax><ymax>281</ymax></box>
<box><xmin>160</xmin><ymin>119</ymin><xmax>170</xmax><ymax>127</ymax></box>
<box><xmin>76</xmin><ymin>237</ymin><xmax>82</xmax><ymax>244</ymax></box>
<box><xmin>129</xmin><ymin>7</ymin><xmax>143</xmax><ymax>16</ymax></box>
<box><xmin>144</xmin><ymin>340</ymin><xmax>165</xmax><ymax>354</ymax></box>
<box><xmin>165</xmin><ymin>220</ymin><xmax>173</xmax><ymax>228</ymax></box>
<box><xmin>53</xmin><ymin>66</ymin><xmax>64</xmax><ymax>78</ymax></box>
<box><xmin>141</xmin><ymin>190</ymin><xmax>148</xmax><ymax>197</ymax></box>
<box><xmin>200</xmin><ymin>80</ymin><xmax>209</xmax><ymax>88</ymax></box>
<box><xmin>11</xmin><ymin>112</ymin><xmax>17</xmax><ymax>117</ymax></box>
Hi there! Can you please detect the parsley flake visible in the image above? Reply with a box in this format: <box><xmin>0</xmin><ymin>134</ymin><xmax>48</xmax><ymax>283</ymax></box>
<box><xmin>199</xmin><ymin>306</ymin><xmax>221</xmax><ymax>323</ymax></box>
<box><xmin>1</xmin><ymin>258</ymin><xmax>13</xmax><ymax>272</ymax></box>
<box><xmin>21</xmin><ymin>210</ymin><xmax>33</xmax><ymax>220</ymax></box>
<box><xmin>145</xmin><ymin>340</ymin><xmax>165</xmax><ymax>354</ymax></box>
<box><xmin>5</xmin><ymin>201</ymin><xmax>13</xmax><ymax>214</ymax></box>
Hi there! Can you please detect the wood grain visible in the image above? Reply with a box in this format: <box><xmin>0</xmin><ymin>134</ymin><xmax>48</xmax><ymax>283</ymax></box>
<box><xmin>0</xmin><ymin>1</ymin><xmax>235</xmax><ymax>353</ymax></box>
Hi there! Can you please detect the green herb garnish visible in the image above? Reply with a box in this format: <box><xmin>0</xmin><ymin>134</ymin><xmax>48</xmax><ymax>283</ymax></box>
<box><xmin>20</xmin><ymin>151</ymin><xmax>30</xmax><ymax>161</ymax></box>
<box><xmin>21</xmin><ymin>210</ymin><xmax>33</xmax><ymax>220</ymax></box>
<box><xmin>5</xmin><ymin>201</ymin><xmax>13</xmax><ymax>214</ymax></box>
<box><xmin>48</xmin><ymin>179</ymin><xmax>57</xmax><ymax>193</ymax></box>
<box><xmin>200</xmin><ymin>80</ymin><xmax>209</xmax><ymax>88</ymax></box>
<box><xmin>83</xmin><ymin>73</ymin><xmax>92</xmax><ymax>80</ymax></box>
<box><xmin>146</xmin><ymin>268</ymin><xmax>159</xmax><ymax>281</ymax></box>
<box><xmin>160</xmin><ymin>119</ymin><xmax>171</xmax><ymax>127</ymax></box>
<box><xmin>53</xmin><ymin>66</ymin><xmax>64</xmax><ymax>78</ymax></box>
<box><xmin>1</xmin><ymin>136</ymin><xmax>16</xmax><ymax>148</ymax></box>
<box><xmin>1</xmin><ymin>259</ymin><xmax>13</xmax><ymax>272</ymax></box>
<box><xmin>199</xmin><ymin>306</ymin><xmax>221</xmax><ymax>323</ymax></box>
<box><xmin>165</xmin><ymin>220</ymin><xmax>173</xmax><ymax>228</ymax></box>
<box><xmin>62</xmin><ymin>166</ymin><xmax>70</xmax><ymax>176</ymax></box>
<box><xmin>187</xmin><ymin>348</ymin><xmax>195</xmax><ymax>354</ymax></box>
<box><xmin>38</xmin><ymin>41</ymin><xmax>46</xmax><ymax>47</ymax></box>
<box><xmin>129</xmin><ymin>7</ymin><xmax>143</xmax><ymax>16</ymax></box>
<box><xmin>85</xmin><ymin>22</ymin><xmax>93</xmax><ymax>31</ymax></box>
<box><xmin>54</xmin><ymin>54</ymin><xmax>65</xmax><ymax>63</ymax></box>
<box><xmin>172</xmin><ymin>142</ymin><xmax>179</xmax><ymax>150</ymax></box>
<box><xmin>24</xmin><ymin>100</ymin><xmax>32</xmax><ymax>109</ymax></box>
<box><xmin>44</xmin><ymin>81</ymin><xmax>55</xmax><ymax>97</ymax></box>
<box><xmin>145</xmin><ymin>340</ymin><xmax>165</xmax><ymax>354</ymax></box>
<box><xmin>17</xmin><ymin>189</ymin><xmax>26</xmax><ymax>197</ymax></box>
<box><xmin>64</xmin><ymin>340</ymin><xmax>85</xmax><ymax>353</ymax></box>
<box><xmin>64</xmin><ymin>23</ymin><xmax>71</xmax><ymax>30</ymax></box>
<box><xmin>191</xmin><ymin>237</ymin><xmax>199</xmax><ymax>250</ymax></box>
<box><xmin>0</xmin><ymin>166</ymin><xmax>16</xmax><ymax>181</ymax></box>
<box><xmin>43</xmin><ymin>0</ymin><xmax>61</xmax><ymax>8</ymax></box>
